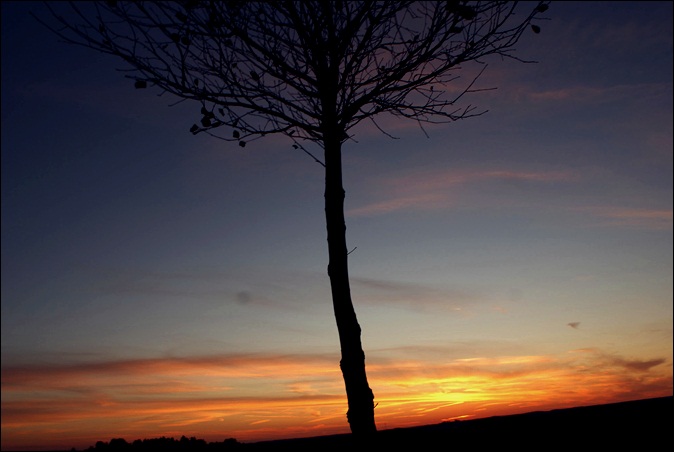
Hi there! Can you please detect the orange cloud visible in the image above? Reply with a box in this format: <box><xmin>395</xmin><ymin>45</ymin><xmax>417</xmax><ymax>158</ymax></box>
<box><xmin>2</xmin><ymin>348</ymin><xmax>671</xmax><ymax>451</ymax></box>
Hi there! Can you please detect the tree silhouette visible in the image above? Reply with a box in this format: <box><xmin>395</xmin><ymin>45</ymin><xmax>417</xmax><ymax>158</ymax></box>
<box><xmin>36</xmin><ymin>1</ymin><xmax>550</xmax><ymax>438</ymax></box>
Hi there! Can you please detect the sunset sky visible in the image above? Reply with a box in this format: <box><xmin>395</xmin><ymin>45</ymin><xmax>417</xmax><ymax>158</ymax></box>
<box><xmin>1</xmin><ymin>1</ymin><xmax>672</xmax><ymax>451</ymax></box>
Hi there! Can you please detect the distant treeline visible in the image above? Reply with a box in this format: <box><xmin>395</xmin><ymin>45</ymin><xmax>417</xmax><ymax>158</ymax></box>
<box><xmin>82</xmin><ymin>436</ymin><xmax>242</xmax><ymax>451</ymax></box>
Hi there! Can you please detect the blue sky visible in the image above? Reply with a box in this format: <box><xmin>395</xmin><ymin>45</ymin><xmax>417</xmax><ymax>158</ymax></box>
<box><xmin>2</xmin><ymin>2</ymin><xmax>672</xmax><ymax>450</ymax></box>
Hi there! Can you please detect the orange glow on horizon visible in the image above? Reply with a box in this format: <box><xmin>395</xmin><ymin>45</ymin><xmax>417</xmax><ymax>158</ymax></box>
<box><xmin>2</xmin><ymin>349</ymin><xmax>671</xmax><ymax>451</ymax></box>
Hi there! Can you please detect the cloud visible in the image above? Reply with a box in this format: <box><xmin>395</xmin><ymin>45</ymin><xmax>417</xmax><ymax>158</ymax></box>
<box><xmin>386</xmin><ymin>168</ymin><xmax>574</xmax><ymax>192</ymax></box>
<box><xmin>528</xmin><ymin>86</ymin><xmax>606</xmax><ymax>102</ymax></box>
<box><xmin>571</xmin><ymin>348</ymin><xmax>669</xmax><ymax>373</ymax></box>
<box><xmin>0</xmin><ymin>353</ymin><xmax>341</xmax><ymax>388</ymax></box>
<box><xmin>236</xmin><ymin>291</ymin><xmax>253</xmax><ymax>304</ymax></box>
<box><xmin>605</xmin><ymin>356</ymin><xmax>667</xmax><ymax>373</ymax></box>
<box><xmin>2</xmin><ymin>346</ymin><xmax>671</xmax><ymax>450</ymax></box>
<box><xmin>351</xmin><ymin>276</ymin><xmax>482</xmax><ymax>312</ymax></box>
<box><xmin>88</xmin><ymin>267</ymin><xmax>313</xmax><ymax>311</ymax></box>
<box><xmin>366</xmin><ymin>345</ymin><xmax>672</xmax><ymax>430</ymax></box>
<box><xmin>347</xmin><ymin>193</ymin><xmax>448</xmax><ymax>217</ymax></box>
<box><xmin>347</xmin><ymin>167</ymin><xmax>577</xmax><ymax>217</ymax></box>
<box><xmin>577</xmin><ymin>206</ymin><xmax>673</xmax><ymax>230</ymax></box>
<box><xmin>495</xmin><ymin>82</ymin><xmax>672</xmax><ymax>125</ymax></box>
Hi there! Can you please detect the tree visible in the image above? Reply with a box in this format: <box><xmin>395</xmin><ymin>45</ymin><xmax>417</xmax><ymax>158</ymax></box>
<box><xmin>36</xmin><ymin>0</ymin><xmax>550</xmax><ymax>438</ymax></box>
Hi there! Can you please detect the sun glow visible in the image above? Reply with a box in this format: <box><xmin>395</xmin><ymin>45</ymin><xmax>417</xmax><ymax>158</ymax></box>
<box><xmin>6</xmin><ymin>347</ymin><xmax>670</xmax><ymax>451</ymax></box>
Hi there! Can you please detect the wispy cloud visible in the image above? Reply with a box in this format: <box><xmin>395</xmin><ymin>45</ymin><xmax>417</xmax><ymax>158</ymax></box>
<box><xmin>1</xmin><ymin>353</ymin><xmax>341</xmax><ymax>389</ymax></box>
<box><xmin>384</xmin><ymin>168</ymin><xmax>574</xmax><ymax>192</ymax></box>
<box><xmin>87</xmin><ymin>267</ymin><xmax>313</xmax><ymax>311</ymax></box>
<box><xmin>347</xmin><ymin>164</ymin><xmax>672</xmax><ymax>230</ymax></box>
<box><xmin>526</xmin><ymin>83</ymin><xmax>661</xmax><ymax>103</ymax></box>
<box><xmin>577</xmin><ymin>206</ymin><xmax>673</xmax><ymax>230</ymax></box>
<box><xmin>367</xmin><ymin>346</ymin><xmax>671</xmax><ymax>427</ymax></box>
<box><xmin>1</xmin><ymin>353</ymin><xmax>347</xmax><ymax>449</ymax></box>
<box><xmin>351</xmin><ymin>276</ymin><xmax>481</xmax><ymax>313</ymax></box>
<box><xmin>3</xmin><ymin>347</ymin><xmax>670</xmax><ymax>450</ymax></box>
<box><xmin>347</xmin><ymin>167</ymin><xmax>576</xmax><ymax>217</ymax></box>
<box><xmin>584</xmin><ymin>349</ymin><xmax>668</xmax><ymax>373</ymax></box>
<box><xmin>347</xmin><ymin>193</ymin><xmax>448</xmax><ymax>217</ymax></box>
<box><xmin>528</xmin><ymin>86</ymin><xmax>607</xmax><ymax>102</ymax></box>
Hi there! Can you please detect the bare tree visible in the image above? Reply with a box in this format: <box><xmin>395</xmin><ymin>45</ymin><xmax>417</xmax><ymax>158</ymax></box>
<box><xmin>36</xmin><ymin>1</ymin><xmax>550</xmax><ymax>438</ymax></box>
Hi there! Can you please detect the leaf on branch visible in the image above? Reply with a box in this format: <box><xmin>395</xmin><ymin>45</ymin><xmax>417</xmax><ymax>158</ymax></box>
<box><xmin>207</xmin><ymin>12</ymin><xmax>220</xmax><ymax>28</ymax></box>
<box><xmin>292</xmin><ymin>144</ymin><xmax>298</xmax><ymax>149</ymax></box>
<box><xmin>181</xmin><ymin>35</ymin><xmax>190</xmax><ymax>45</ymax></box>
<box><xmin>176</xmin><ymin>11</ymin><xmax>188</xmax><ymax>23</ymax></box>
<box><xmin>233</xmin><ymin>130</ymin><xmax>240</xmax><ymax>139</ymax></box>
<box><xmin>450</xmin><ymin>4</ymin><xmax>477</xmax><ymax>20</ymax></box>
<box><xmin>190</xmin><ymin>124</ymin><xmax>199</xmax><ymax>134</ymax></box>
<box><xmin>201</xmin><ymin>117</ymin><xmax>211</xmax><ymax>127</ymax></box>
<box><xmin>238</xmin><ymin>140</ymin><xmax>246</xmax><ymax>148</ymax></box>
<box><xmin>200</xmin><ymin>108</ymin><xmax>215</xmax><ymax>120</ymax></box>
<box><xmin>531</xmin><ymin>24</ymin><xmax>541</xmax><ymax>34</ymax></box>
<box><xmin>134</xmin><ymin>80</ymin><xmax>147</xmax><ymax>89</ymax></box>
<box><xmin>449</xmin><ymin>26</ymin><xmax>463</xmax><ymax>33</ymax></box>
<box><xmin>536</xmin><ymin>3</ymin><xmax>549</xmax><ymax>13</ymax></box>
<box><xmin>170</xmin><ymin>33</ymin><xmax>180</xmax><ymax>43</ymax></box>
<box><xmin>218</xmin><ymin>108</ymin><xmax>225</xmax><ymax>116</ymax></box>
<box><xmin>250</xmin><ymin>70</ymin><xmax>259</xmax><ymax>81</ymax></box>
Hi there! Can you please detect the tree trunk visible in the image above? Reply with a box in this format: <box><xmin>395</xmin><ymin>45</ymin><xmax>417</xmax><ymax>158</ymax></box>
<box><xmin>324</xmin><ymin>135</ymin><xmax>377</xmax><ymax>437</ymax></box>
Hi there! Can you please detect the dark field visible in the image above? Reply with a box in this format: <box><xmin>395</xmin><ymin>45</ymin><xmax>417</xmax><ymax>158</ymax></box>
<box><xmin>245</xmin><ymin>396</ymin><xmax>672</xmax><ymax>450</ymax></box>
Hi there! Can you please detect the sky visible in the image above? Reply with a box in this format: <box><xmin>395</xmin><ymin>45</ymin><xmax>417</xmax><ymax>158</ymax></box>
<box><xmin>1</xmin><ymin>1</ymin><xmax>672</xmax><ymax>450</ymax></box>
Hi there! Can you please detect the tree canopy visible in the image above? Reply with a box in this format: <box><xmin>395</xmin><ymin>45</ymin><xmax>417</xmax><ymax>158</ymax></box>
<box><xmin>39</xmin><ymin>1</ymin><xmax>549</xmax><ymax>153</ymax></box>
